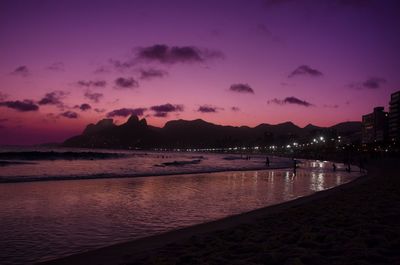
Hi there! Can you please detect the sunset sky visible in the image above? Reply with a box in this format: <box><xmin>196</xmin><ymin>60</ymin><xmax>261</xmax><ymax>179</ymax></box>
<box><xmin>0</xmin><ymin>0</ymin><xmax>399</xmax><ymax>145</ymax></box>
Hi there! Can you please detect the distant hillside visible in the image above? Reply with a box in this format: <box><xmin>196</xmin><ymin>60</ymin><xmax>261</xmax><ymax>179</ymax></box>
<box><xmin>63</xmin><ymin>115</ymin><xmax>361</xmax><ymax>149</ymax></box>
<box><xmin>330</xmin><ymin>121</ymin><xmax>362</xmax><ymax>134</ymax></box>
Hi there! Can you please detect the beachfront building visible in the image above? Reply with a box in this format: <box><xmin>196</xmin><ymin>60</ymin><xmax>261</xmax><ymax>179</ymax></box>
<box><xmin>362</xmin><ymin>106</ymin><xmax>388</xmax><ymax>144</ymax></box>
<box><xmin>389</xmin><ymin>91</ymin><xmax>400</xmax><ymax>142</ymax></box>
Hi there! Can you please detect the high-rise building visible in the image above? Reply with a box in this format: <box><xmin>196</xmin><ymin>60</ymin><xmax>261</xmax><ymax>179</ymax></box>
<box><xmin>389</xmin><ymin>91</ymin><xmax>400</xmax><ymax>142</ymax></box>
<box><xmin>362</xmin><ymin>107</ymin><xmax>388</xmax><ymax>144</ymax></box>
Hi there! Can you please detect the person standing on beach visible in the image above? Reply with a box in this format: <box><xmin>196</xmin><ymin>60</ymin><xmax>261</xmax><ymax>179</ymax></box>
<box><xmin>346</xmin><ymin>162</ymin><xmax>351</xmax><ymax>172</ymax></box>
<box><xmin>266</xmin><ymin>156</ymin><xmax>270</xmax><ymax>167</ymax></box>
<box><xmin>332</xmin><ymin>163</ymin><xmax>337</xmax><ymax>172</ymax></box>
<box><xmin>359</xmin><ymin>159</ymin><xmax>364</xmax><ymax>173</ymax></box>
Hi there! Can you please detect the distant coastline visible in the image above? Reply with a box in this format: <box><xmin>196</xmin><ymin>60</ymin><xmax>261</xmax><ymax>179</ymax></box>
<box><xmin>62</xmin><ymin>115</ymin><xmax>361</xmax><ymax>150</ymax></box>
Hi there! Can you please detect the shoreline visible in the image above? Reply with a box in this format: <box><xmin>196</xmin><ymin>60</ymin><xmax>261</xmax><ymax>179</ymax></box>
<box><xmin>39</xmin><ymin>163</ymin><xmax>368</xmax><ymax>265</ymax></box>
<box><xmin>0</xmin><ymin>164</ymin><xmax>293</xmax><ymax>184</ymax></box>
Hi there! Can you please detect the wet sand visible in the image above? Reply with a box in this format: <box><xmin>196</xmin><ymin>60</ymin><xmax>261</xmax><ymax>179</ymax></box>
<box><xmin>40</xmin><ymin>158</ymin><xmax>400</xmax><ymax>265</ymax></box>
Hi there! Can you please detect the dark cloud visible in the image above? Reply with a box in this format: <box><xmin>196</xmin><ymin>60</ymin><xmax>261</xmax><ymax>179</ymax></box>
<box><xmin>268</xmin><ymin>96</ymin><xmax>313</xmax><ymax>107</ymax></box>
<box><xmin>12</xmin><ymin>66</ymin><xmax>29</xmax><ymax>77</ymax></box>
<box><xmin>38</xmin><ymin>91</ymin><xmax>68</xmax><ymax>107</ymax></box>
<box><xmin>108</xmin><ymin>44</ymin><xmax>223</xmax><ymax>72</ymax></box>
<box><xmin>139</xmin><ymin>69</ymin><xmax>168</xmax><ymax>80</ymax></box>
<box><xmin>349</xmin><ymin>77</ymin><xmax>387</xmax><ymax>89</ymax></box>
<box><xmin>362</xmin><ymin>77</ymin><xmax>387</xmax><ymax>89</ymax></box>
<box><xmin>231</xmin><ymin>106</ymin><xmax>240</xmax><ymax>112</ymax></box>
<box><xmin>197</xmin><ymin>105</ymin><xmax>221</xmax><ymax>113</ymax></box>
<box><xmin>106</xmin><ymin>107</ymin><xmax>147</xmax><ymax>118</ymax></box>
<box><xmin>60</xmin><ymin>111</ymin><xmax>78</xmax><ymax>119</ymax></box>
<box><xmin>47</xmin><ymin>62</ymin><xmax>65</xmax><ymax>71</ymax></box>
<box><xmin>0</xmin><ymin>100</ymin><xmax>39</xmax><ymax>111</ymax></box>
<box><xmin>114</xmin><ymin>77</ymin><xmax>139</xmax><ymax>89</ymax></box>
<box><xmin>150</xmin><ymin>103</ymin><xmax>184</xmax><ymax>113</ymax></box>
<box><xmin>77</xmin><ymin>80</ymin><xmax>107</xmax><ymax>88</ymax></box>
<box><xmin>229</xmin><ymin>83</ymin><xmax>255</xmax><ymax>94</ymax></box>
<box><xmin>150</xmin><ymin>103</ymin><xmax>184</xmax><ymax>117</ymax></box>
<box><xmin>84</xmin><ymin>91</ymin><xmax>103</xmax><ymax>103</ymax></box>
<box><xmin>288</xmin><ymin>65</ymin><xmax>323</xmax><ymax>78</ymax></box>
<box><xmin>78</xmin><ymin>103</ymin><xmax>91</xmax><ymax>111</ymax></box>
<box><xmin>284</xmin><ymin>97</ymin><xmax>313</xmax><ymax>106</ymax></box>
<box><xmin>136</xmin><ymin>44</ymin><xmax>224</xmax><ymax>64</ymax></box>
<box><xmin>110</xmin><ymin>59</ymin><xmax>136</xmax><ymax>71</ymax></box>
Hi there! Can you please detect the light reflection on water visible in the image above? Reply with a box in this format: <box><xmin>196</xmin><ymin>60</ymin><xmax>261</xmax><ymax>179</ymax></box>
<box><xmin>0</xmin><ymin>160</ymin><xmax>361</xmax><ymax>265</ymax></box>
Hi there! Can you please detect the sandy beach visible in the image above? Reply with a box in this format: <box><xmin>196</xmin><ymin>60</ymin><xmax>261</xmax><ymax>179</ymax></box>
<box><xmin>40</xmin><ymin>157</ymin><xmax>400</xmax><ymax>265</ymax></box>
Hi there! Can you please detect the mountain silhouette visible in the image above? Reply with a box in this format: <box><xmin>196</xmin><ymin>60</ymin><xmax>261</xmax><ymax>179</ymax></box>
<box><xmin>330</xmin><ymin>121</ymin><xmax>362</xmax><ymax>134</ymax></box>
<box><xmin>63</xmin><ymin>115</ymin><xmax>361</xmax><ymax>149</ymax></box>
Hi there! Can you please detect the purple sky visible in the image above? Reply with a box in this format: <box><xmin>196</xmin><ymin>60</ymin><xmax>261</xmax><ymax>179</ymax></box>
<box><xmin>0</xmin><ymin>0</ymin><xmax>399</xmax><ymax>145</ymax></box>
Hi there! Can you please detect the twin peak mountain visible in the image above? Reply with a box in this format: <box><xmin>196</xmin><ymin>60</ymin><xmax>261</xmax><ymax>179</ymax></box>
<box><xmin>63</xmin><ymin>115</ymin><xmax>361</xmax><ymax>149</ymax></box>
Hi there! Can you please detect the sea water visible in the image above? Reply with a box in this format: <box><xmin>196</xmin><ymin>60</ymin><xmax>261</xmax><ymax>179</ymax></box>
<box><xmin>0</xmin><ymin>147</ymin><xmax>362</xmax><ymax>265</ymax></box>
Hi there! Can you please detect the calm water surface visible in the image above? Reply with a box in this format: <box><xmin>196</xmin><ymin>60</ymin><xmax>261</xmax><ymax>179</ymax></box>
<box><xmin>0</xmin><ymin>158</ymin><xmax>362</xmax><ymax>265</ymax></box>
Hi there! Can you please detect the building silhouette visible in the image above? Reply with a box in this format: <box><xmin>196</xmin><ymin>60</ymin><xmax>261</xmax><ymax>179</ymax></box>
<box><xmin>362</xmin><ymin>107</ymin><xmax>388</xmax><ymax>144</ymax></box>
<box><xmin>389</xmin><ymin>91</ymin><xmax>400</xmax><ymax>142</ymax></box>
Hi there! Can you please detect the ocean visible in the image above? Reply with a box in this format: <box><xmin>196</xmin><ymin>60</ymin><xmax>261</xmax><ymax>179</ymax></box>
<box><xmin>0</xmin><ymin>147</ymin><xmax>362</xmax><ymax>264</ymax></box>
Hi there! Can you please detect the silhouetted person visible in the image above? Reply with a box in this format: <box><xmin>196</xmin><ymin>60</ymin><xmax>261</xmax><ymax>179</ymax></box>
<box><xmin>332</xmin><ymin>163</ymin><xmax>337</xmax><ymax>172</ymax></box>
<box><xmin>359</xmin><ymin>159</ymin><xmax>364</xmax><ymax>173</ymax></box>
<box><xmin>346</xmin><ymin>163</ymin><xmax>351</xmax><ymax>172</ymax></box>
<box><xmin>266</xmin><ymin>156</ymin><xmax>270</xmax><ymax>167</ymax></box>
<box><xmin>363</xmin><ymin>157</ymin><xmax>368</xmax><ymax>172</ymax></box>
<box><xmin>293</xmin><ymin>158</ymin><xmax>297</xmax><ymax>174</ymax></box>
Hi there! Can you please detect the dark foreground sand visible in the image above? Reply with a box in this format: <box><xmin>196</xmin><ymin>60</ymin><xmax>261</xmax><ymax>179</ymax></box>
<box><xmin>41</xmin><ymin>158</ymin><xmax>400</xmax><ymax>265</ymax></box>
